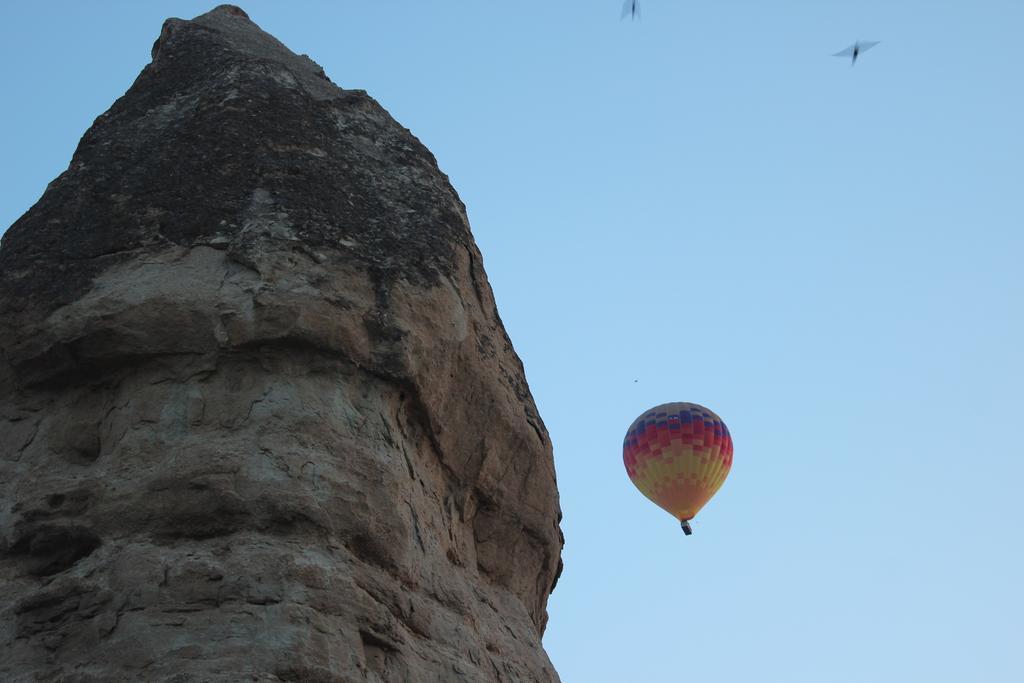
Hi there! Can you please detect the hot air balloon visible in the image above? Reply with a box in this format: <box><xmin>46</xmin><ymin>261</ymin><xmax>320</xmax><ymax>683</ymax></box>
<box><xmin>623</xmin><ymin>402</ymin><xmax>733</xmax><ymax>535</ymax></box>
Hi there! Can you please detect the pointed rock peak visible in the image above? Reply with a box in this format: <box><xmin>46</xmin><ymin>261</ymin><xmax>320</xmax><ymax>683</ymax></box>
<box><xmin>150</xmin><ymin>3</ymin><xmax>333</xmax><ymax>96</ymax></box>
<box><xmin>207</xmin><ymin>4</ymin><xmax>250</xmax><ymax>19</ymax></box>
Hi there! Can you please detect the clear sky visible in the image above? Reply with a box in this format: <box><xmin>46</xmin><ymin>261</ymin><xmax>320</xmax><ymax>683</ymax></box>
<box><xmin>3</xmin><ymin>2</ymin><xmax>1022</xmax><ymax>681</ymax></box>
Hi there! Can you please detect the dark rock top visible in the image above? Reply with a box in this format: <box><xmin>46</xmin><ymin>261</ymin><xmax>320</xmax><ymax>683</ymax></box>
<box><xmin>2</xmin><ymin>4</ymin><xmax>467</xmax><ymax>319</ymax></box>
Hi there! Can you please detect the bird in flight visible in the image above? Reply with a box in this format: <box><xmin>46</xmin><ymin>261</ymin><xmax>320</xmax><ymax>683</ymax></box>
<box><xmin>622</xmin><ymin>0</ymin><xmax>641</xmax><ymax>21</ymax></box>
<box><xmin>833</xmin><ymin>40</ymin><xmax>880</xmax><ymax>65</ymax></box>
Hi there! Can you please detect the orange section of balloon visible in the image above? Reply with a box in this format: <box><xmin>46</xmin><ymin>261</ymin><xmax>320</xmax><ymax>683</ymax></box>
<box><xmin>622</xmin><ymin>402</ymin><xmax>733</xmax><ymax>528</ymax></box>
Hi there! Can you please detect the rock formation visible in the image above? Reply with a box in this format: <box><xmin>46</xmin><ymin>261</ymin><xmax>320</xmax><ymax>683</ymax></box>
<box><xmin>0</xmin><ymin>6</ymin><xmax>562</xmax><ymax>681</ymax></box>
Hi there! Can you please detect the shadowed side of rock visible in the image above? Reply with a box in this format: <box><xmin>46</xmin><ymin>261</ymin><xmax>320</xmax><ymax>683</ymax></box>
<box><xmin>0</xmin><ymin>5</ymin><xmax>562</xmax><ymax>681</ymax></box>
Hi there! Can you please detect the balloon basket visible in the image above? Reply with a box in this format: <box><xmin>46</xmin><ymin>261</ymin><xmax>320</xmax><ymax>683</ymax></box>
<box><xmin>680</xmin><ymin>519</ymin><xmax>693</xmax><ymax>536</ymax></box>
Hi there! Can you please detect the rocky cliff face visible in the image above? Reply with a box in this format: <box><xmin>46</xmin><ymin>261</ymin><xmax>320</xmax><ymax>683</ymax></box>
<box><xmin>0</xmin><ymin>6</ymin><xmax>562</xmax><ymax>681</ymax></box>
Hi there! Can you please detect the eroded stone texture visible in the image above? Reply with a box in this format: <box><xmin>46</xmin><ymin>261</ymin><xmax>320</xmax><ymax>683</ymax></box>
<box><xmin>0</xmin><ymin>6</ymin><xmax>562</xmax><ymax>681</ymax></box>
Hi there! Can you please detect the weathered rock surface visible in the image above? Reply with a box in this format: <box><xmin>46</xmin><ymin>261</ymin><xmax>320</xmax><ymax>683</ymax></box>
<box><xmin>0</xmin><ymin>6</ymin><xmax>562</xmax><ymax>681</ymax></box>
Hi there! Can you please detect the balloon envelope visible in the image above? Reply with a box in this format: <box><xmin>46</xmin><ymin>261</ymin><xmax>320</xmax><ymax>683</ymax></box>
<box><xmin>623</xmin><ymin>402</ymin><xmax>733</xmax><ymax>522</ymax></box>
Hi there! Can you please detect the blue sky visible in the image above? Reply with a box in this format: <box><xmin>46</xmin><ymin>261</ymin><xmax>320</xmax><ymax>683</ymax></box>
<box><xmin>3</xmin><ymin>2</ymin><xmax>1022</xmax><ymax>681</ymax></box>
